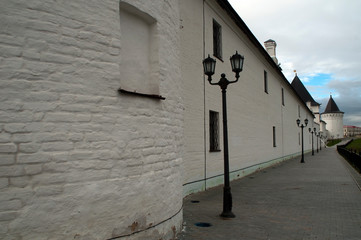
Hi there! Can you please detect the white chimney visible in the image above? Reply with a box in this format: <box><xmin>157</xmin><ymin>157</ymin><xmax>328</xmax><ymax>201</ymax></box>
<box><xmin>264</xmin><ymin>39</ymin><xmax>278</xmax><ymax>64</ymax></box>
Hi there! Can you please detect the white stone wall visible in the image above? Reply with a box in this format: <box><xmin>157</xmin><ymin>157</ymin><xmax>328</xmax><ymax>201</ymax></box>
<box><xmin>320</xmin><ymin>121</ymin><xmax>327</xmax><ymax>134</ymax></box>
<box><xmin>322</xmin><ymin>113</ymin><xmax>344</xmax><ymax>139</ymax></box>
<box><xmin>0</xmin><ymin>0</ymin><xmax>183</xmax><ymax>239</ymax></box>
<box><xmin>180</xmin><ymin>0</ymin><xmax>314</xmax><ymax>195</ymax></box>
<box><xmin>308</xmin><ymin>105</ymin><xmax>320</xmax><ymax>123</ymax></box>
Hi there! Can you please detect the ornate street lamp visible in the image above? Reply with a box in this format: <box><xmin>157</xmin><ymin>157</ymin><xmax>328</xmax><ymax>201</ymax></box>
<box><xmin>297</xmin><ymin>119</ymin><xmax>308</xmax><ymax>163</ymax></box>
<box><xmin>203</xmin><ymin>55</ymin><xmax>216</xmax><ymax>81</ymax></box>
<box><xmin>202</xmin><ymin>51</ymin><xmax>244</xmax><ymax>218</ymax></box>
<box><xmin>315</xmin><ymin>132</ymin><xmax>319</xmax><ymax>153</ymax></box>
<box><xmin>309</xmin><ymin>127</ymin><xmax>316</xmax><ymax>155</ymax></box>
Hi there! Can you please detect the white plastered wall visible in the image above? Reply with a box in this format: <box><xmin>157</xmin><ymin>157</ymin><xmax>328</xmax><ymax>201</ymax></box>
<box><xmin>322</xmin><ymin>113</ymin><xmax>344</xmax><ymax>139</ymax></box>
<box><xmin>180</xmin><ymin>0</ymin><xmax>314</xmax><ymax>195</ymax></box>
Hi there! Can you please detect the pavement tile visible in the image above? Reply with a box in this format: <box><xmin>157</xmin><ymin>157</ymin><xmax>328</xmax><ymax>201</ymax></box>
<box><xmin>178</xmin><ymin>148</ymin><xmax>361</xmax><ymax>240</ymax></box>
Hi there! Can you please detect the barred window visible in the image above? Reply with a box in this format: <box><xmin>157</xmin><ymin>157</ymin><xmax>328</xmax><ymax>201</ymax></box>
<box><xmin>298</xmin><ymin>105</ymin><xmax>301</xmax><ymax>117</ymax></box>
<box><xmin>210</xmin><ymin>111</ymin><xmax>220</xmax><ymax>151</ymax></box>
<box><xmin>298</xmin><ymin>132</ymin><xmax>301</xmax><ymax>145</ymax></box>
<box><xmin>273</xmin><ymin>126</ymin><xmax>277</xmax><ymax>147</ymax></box>
<box><xmin>264</xmin><ymin>70</ymin><xmax>268</xmax><ymax>93</ymax></box>
<box><xmin>213</xmin><ymin>19</ymin><xmax>222</xmax><ymax>60</ymax></box>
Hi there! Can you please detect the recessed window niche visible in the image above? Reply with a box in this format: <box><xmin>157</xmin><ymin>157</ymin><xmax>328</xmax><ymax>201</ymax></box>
<box><xmin>119</xmin><ymin>2</ymin><xmax>160</xmax><ymax>98</ymax></box>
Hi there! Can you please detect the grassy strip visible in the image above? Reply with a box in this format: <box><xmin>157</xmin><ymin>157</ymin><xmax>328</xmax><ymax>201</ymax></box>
<box><xmin>327</xmin><ymin>139</ymin><xmax>342</xmax><ymax>147</ymax></box>
<box><xmin>345</xmin><ymin>138</ymin><xmax>361</xmax><ymax>152</ymax></box>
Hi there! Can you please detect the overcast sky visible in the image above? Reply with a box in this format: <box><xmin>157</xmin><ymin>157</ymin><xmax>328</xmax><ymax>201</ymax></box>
<box><xmin>228</xmin><ymin>0</ymin><xmax>361</xmax><ymax>127</ymax></box>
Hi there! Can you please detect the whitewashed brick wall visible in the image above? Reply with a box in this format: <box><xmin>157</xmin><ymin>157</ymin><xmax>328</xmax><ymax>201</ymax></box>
<box><xmin>0</xmin><ymin>0</ymin><xmax>183</xmax><ymax>239</ymax></box>
<box><xmin>180</xmin><ymin>0</ymin><xmax>314</xmax><ymax>194</ymax></box>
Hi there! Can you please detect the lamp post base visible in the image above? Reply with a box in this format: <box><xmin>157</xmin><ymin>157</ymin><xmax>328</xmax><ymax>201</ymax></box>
<box><xmin>220</xmin><ymin>186</ymin><xmax>235</xmax><ymax>218</ymax></box>
<box><xmin>220</xmin><ymin>211</ymin><xmax>235</xmax><ymax>218</ymax></box>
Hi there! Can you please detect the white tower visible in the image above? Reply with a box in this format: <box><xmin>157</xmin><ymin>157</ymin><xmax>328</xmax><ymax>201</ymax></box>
<box><xmin>321</xmin><ymin>95</ymin><xmax>344</xmax><ymax>139</ymax></box>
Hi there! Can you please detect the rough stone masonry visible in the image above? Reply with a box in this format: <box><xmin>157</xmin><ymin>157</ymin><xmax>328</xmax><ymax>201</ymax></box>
<box><xmin>0</xmin><ymin>0</ymin><xmax>183</xmax><ymax>239</ymax></box>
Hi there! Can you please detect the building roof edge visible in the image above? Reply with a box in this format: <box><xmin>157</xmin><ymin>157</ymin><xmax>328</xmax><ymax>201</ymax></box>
<box><xmin>215</xmin><ymin>0</ymin><xmax>315</xmax><ymax>118</ymax></box>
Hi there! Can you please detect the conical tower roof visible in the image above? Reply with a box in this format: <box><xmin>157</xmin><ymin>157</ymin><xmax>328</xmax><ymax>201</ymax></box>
<box><xmin>322</xmin><ymin>95</ymin><xmax>344</xmax><ymax>114</ymax></box>
<box><xmin>291</xmin><ymin>75</ymin><xmax>320</xmax><ymax>106</ymax></box>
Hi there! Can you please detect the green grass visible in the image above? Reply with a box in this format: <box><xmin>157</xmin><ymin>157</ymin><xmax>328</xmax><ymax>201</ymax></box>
<box><xmin>327</xmin><ymin>139</ymin><xmax>342</xmax><ymax>147</ymax></box>
<box><xmin>345</xmin><ymin>138</ymin><xmax>361</xmax><ymax>152</ymax></box>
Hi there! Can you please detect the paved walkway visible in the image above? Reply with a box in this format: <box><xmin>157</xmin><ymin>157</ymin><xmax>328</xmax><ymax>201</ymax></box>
<box><xmin>178</xmin><ymin>147</ymin><xmax>361</xmax><ymax>240</ymax></box>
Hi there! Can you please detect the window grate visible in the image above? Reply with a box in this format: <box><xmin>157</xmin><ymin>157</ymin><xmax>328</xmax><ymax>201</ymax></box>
<box><xmin>264</xmin><ymin>71</ymin><xmax>268</xmax><ymax>93</ymax></box>
<box><xmin>213</xmin><ymin>20</ymin><xmax>222</xmax><ymax>60</ymax></box>
<box><xmin>273</xmin><ymin>126</ymin><xmax>277</xmax><ymax>147</ymax></box>
<box><xmin>210</xmin><ymin>111</ymin><xmax>220</xmax><ymax>151</ymax></box>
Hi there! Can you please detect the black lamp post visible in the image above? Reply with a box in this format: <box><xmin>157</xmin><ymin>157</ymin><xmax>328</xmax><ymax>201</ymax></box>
<box><xmin>308</xmin><ymin>127</ymin><xmax>315</xmax><ymax>156</ymax></box>
<box><xmin>297</xmin><ymin>119</ymin><xmax>308</xmax><ymax>163</ymax></box>
<box><xmin>202</xmin><ymin>51</ymin><xmax>244</xmax><ymax>218</ymax></box>
<box><xmin>319</xmin><ymin>134</ymin><xmax>322</xmax><ymax>151</ymax></box>
<box><xmin>315</xmin><ymin>132</ymin><xmax>319</xmax><ymax>153</ymax></box>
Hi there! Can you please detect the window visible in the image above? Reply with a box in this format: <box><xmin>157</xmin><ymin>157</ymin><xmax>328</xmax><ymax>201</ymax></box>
<box><xmin>210</xmin><ymin>111</ymin><xmax>220</xmax><ymax>151</ymax></box>
<box><xmin>298</xmin><ymin>132</ymin><xmax>300</xmax><ymax>145</ymax></box>
<box><xmin>264</xmin><ymin>71</ymin><xmax>268</xmax><ymax>93</ymax></box>
<box><xmin>213</xmin><ymin>19</ymin><xmax>222</xmax><ymax>60</ymax></box>
<box><xmin>281</xmin><ymin>88</ymin><xmax>285</xmax><ymax>105</ymax></box>
<box><xmin>273</xmin><ymin>126</ymin><xmax>276</xmax><ymax>147</ymax></box>
<box><xmin>298</xmin><ymin>105</ymin><xmax>301</xmax><ymax>117</ymax></box>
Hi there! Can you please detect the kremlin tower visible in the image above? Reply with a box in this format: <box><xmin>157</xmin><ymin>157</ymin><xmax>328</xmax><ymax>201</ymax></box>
<box><xmin>321</xmin><ymin>95</ymin><xmax>344</xmax><ymax>139</ymax></box>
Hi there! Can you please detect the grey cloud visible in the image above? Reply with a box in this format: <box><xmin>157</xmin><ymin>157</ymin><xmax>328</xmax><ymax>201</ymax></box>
<box><xmin>317</xmin><ymin>79</ymin><xmax>361</xmax><ymax>126</ymax></box>
<box><xmin>229</xmin><ymin>0</ymin><xmax>361</xmax><ymax>126</ymax></box>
